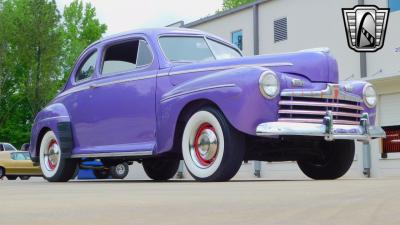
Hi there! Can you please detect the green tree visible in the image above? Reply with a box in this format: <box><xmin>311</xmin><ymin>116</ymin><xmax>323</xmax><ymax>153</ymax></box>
<box><xmin>222</xmin><ymin>0</ymin><xmax>256</xmax><ymax>10</ymax></box>
<box><xmin>0</xmin><ymin>0</ymin><xmax>106</xmax><ymax>148</ymax></box>
<box><xmin>61</xmin><ymin>0</ymin><xmax>107</xmax><ymax>84</ymax></box>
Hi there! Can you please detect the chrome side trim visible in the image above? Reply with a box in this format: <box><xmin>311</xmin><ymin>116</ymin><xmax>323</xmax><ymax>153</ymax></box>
<box><xmin>161</xmin><ymin>84</ymin><xmax>236</xmax><ymax>103</ymax></box>
<box><xmin>37</xmin><ymin>116</ymin><xmax>70</xmax><ymax>123</ymax></box>
<box><xmin>281</xmin><ymin>83</ymin><xmax>363</xmax><ymax>102</ymax></box>
<box><xmin>71</xmin><ymin>151</ymin><xmax>153</xmax><ymax>158</ymax></box>
<box><xmin>168</xmin><ymin>62</ymin><xmax>293</xmax><ymax>76</ymax></box>
<box><xmin>57</xmin><ymin>74</ymin><xmax>158</xmax><ymax>98</ymax></box>
<box><xmin>279</xmin><ymin>100</ymin><xmax>364</xmax><ymax>110</ymax></box>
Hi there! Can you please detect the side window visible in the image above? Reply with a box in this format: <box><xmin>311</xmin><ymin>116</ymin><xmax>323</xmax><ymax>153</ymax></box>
<box><xmin>76</xmin><ymin>51</ymin><xmax>98</xmax><ymax>82</ymax></box>
<box><xmin>102</xmin><ymin>39</ymin><xmax>152</xmax><ymax>75</ymax></box>
<box><xmin>0</xmin><ymin>144</ymin><xmax>4</xmax><ymax>151</ymax></box>
<box><xmin>137</xmin><ymin>40</ymin><xmax>153</xmax><ymax>67</ymax></box>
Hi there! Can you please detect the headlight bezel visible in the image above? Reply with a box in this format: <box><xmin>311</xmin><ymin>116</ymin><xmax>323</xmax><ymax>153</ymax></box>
<box><xmin>259</xmin><ymin>71</ymin><xmax>280</xmax><ymax>99</ymax></box>
<box><xmin>362</xmin><ymin>84</ymin><xmax>377</xmax><ymax>108</ymax></box>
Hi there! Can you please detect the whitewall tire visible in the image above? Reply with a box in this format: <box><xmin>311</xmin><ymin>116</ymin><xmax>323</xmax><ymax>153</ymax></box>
<box><xmin>182</xmin><ymin>107</ymin><xmax>245</xmax><ymax>182</ymax></box>
<box><xmin>39</xmin><ymin>130</ymin><xmax>77</xmax><ymax>182</ymax></box>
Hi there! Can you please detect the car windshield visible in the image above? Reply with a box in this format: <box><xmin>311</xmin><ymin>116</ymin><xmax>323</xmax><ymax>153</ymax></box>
<box><xmin>159</xmin><ymin>36</ymin><xmax>241</xmax><ymax>62</ymax></box>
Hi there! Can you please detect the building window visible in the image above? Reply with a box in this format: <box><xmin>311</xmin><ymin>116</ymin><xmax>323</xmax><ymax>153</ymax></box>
<box><xmin>274</xmin><ymin>17</ymin><xmax>287</xmax><ymax>43</ymax></box>
<box><xmin>381</xmin><ymin>125</ymin><xmax>400</xmax><ymax>158</ymax></box>
<box><xmin>389</xmin><ymin>0</ymin><xmax>400</xmax><ymax>12</ymax></box>
<box><xmin>231</xmin><ymin>30</ymin><xmax>243</xmax><ymax>50</ymax></box>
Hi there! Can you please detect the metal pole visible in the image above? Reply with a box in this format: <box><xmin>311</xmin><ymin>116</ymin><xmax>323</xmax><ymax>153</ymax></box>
<box><xmin>254</xmin><ymin>160</ymin><xmax>261</xmax><ymax>178</ymax></box>
<box><xmin>362</xmin><ymin>141</ymin><xmax>371</xmax><ymax>177</ymax></box>
<box><xmin>177</xmin><ymin>160</ymin><xmax>184</xmax><ymax>179</ymax></box>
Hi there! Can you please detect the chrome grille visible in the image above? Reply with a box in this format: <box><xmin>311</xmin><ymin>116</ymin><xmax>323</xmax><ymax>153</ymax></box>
<box><xmin>278</xmin><ymin>96</ymin><xmax>363</xmax><ymax>125</ymax></box>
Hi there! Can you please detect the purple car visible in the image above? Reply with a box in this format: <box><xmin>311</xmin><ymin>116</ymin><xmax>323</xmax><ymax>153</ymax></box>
<box><xmin>29</xmin><ymin>28</ymin><xmax>385</xmax><ymax>182</ymax></box>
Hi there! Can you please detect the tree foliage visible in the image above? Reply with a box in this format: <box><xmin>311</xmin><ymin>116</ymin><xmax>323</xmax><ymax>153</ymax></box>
<box><xmin>0</xmin><ymin>0</ymin><xmax>107</xmax><ymax>148</ymax></box>
<box><xmin>222</xmin><ymin>0</ymin><xmax>256</xmax><ymax>10</ymax></box>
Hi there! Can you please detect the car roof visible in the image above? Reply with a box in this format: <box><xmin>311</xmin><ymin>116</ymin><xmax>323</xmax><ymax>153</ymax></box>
<box><xmin>87</xmin><ymin>27</ymin><xmax>231</xmax><ymax>50</ymax></box>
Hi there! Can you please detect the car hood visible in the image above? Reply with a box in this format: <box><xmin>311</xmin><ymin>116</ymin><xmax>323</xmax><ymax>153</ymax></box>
<box><xmin>168</xmin><ymin>50</ymin><xmax>338</xmax><ymax>85</ymax></box>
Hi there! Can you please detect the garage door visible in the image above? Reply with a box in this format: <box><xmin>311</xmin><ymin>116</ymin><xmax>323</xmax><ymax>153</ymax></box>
<box><xmin>380</xmin><ymin>93</ymin><xmax>400</xmax><ymax>126</ymax></box>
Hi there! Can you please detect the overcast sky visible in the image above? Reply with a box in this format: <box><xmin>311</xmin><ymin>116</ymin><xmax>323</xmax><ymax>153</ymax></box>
<box><xmin>55</xmin><ymin>0</ymin><xmax>223</xmax><ymax>35</ymax></box>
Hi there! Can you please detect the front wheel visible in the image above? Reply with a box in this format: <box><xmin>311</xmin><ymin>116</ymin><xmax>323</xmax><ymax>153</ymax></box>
<box><xmin>182</xmin><ymin>107</ymin><xmax>245</xmax><ymax>182</ymax></box>
<box><xmin>297</xmin><ymin>140</ymin><xmax>355</xmax><ymax>180</ymax></box>
<box><xmin>39</xmin><ymin>130</ymin><xmax>78</xmax><ymax>182</ymax></box>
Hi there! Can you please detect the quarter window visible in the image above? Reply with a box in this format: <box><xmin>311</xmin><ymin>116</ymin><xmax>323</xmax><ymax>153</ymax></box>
<box><xmin>207</xmin><ymin>39</ymin><xmax>242</xmax><ymax>60</ymax></box>
<box><xmin>76</xmin><ymin>51</ymin><xmax>98</xmax><ymax>82</ymax></box>
<box><xmin>102</xmin><ymin>39</ymin><xmax>152</xmax><ymax>76</ymax></box>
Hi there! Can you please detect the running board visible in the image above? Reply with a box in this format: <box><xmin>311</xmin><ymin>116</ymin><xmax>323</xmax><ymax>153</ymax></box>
<box><xmin>71</xmin><ymin>151</ymin><xmax>153</xmax><ymax>158</ymax></box>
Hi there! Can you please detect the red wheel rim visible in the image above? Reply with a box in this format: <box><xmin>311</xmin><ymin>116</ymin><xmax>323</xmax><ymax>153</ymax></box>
<box><xmin>47</xmin><ymin>140</ymin><xmax>58</xmax><ymax>171</ymax></box>
<box><xmin>193</xmin><ymin>123</ymin><xmax>218</xmax><ymax>167</ymax></box>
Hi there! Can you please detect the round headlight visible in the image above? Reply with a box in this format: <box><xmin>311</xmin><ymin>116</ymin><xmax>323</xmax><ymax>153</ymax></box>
<box><xmin>259</xmin><ymin>71</ymin><xmax>280</xmax><ymax>99</ymax></box>
<box><xmin>363</xmin><ymin>84</ymin><xmax>377</xmax><ymax>108</ymax></box>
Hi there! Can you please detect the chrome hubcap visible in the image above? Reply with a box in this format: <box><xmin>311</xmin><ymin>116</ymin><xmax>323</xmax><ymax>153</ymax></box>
<box><xmin>45</xmin><ymin>140</ymin><xmax>60</xmax><ymax>171</ymax></box>
<box><xmin>115</xmin><ymin>164</ymin><xmax>125</xmax><ymax>175</ymax></box>
<box><xmin>190</xmin><ymin>123</ymin><xmax>219</xmax><ymax>168</ymax></box>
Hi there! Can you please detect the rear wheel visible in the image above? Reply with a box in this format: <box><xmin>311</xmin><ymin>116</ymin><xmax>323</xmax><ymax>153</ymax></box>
<box><xmin>6</xmin><ymin>175</ymin><xmax>18</xmax><ymax>180</ymax></box>
<box><xmin>297</xmin><ymin>140</ymin><xmax>355</xmax><ymax>180</ymax></box>
<box><xmin>143</xmin><ymin>158</ymin><xmax>180</xmax><ymax>181</ymax></box>
<box><xmin>39</xmin><ymin>130</ymin><xmax>78</xmax><ymax>182</ymax></box>
<box><xmin>182</xmin><ymin>107</ymin><xmax>245</xmax><ymax>182</ymax></box>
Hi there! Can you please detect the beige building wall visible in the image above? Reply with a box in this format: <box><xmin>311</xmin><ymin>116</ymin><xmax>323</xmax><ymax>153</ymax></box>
<box><xmin>191</xmin><ymin>8</ymin><xmax>254</xmax><ymax>56</ymax></box>
<box><xmin>258</xmin><ymin>0</ymin><xmax>359</xmax><ymax>81</ymax></box>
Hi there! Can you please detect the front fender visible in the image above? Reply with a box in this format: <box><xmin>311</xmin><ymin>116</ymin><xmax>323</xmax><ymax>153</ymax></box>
<box><xmin>29</xmin><ymin>103</ymin><xmax>72</xmax><ymax>161</ymax></box>
<box><xmin>156</xmin><ymin>66</ymin><xmax>280</xmax><ymax>154</ymax></box>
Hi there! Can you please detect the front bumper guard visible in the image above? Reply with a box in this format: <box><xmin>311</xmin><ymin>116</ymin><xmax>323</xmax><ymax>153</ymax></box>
<box><xmin>256</xmin><ymin>112</ymin><xmax>386</xmax><ymax>142</ymax></box>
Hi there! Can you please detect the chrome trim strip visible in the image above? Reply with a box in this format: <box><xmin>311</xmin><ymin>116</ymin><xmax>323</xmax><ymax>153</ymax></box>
<box><xmin>279</xmin><ymin>100</ymin><xmax>364</xmax><ymax>110</ymax></box>
<box><xmin>279</xmin><ymin>109</ymin><xmax>361</xmax><ymax>118</ymax></box>
<box><xmin>58</xmin><ymin>62</ymin><xmax>291</xmax><ymax>98</ymax></box>
<box><xmin>256</xmin><ymin>121</ymin><xmax>386</xmax><ymax>141</ymax></box>
<box><xmin>57</xmin><ymin>74</ymin><xmax>158</xmax><ymax>98</ymax></box>
<box><xmin>71</xmin><ymin>151</ymin><xmax>153</xmax><ymax>158</ymax></box>
<box><xmin>278</xmin><ymin>118</ymin><xmax>359</xmax><ymax>125</ymax></box>
<box><xmin>161</xmin><ymin>84</ymin><xmax>236</xmax><ymax>103</ymax></box>
<box><xmin>281</xmin><ymin>83</ymin><xmax>363</xmax><ymax>102</ymax></box>
<box><xmin>37</xmin><ymin>116</ymin><xmax>70</xmax><ymax>123</ymax></box>
<box><xmin>168</xmin><ymin>62</ymin><xmax>293</xmax><ymax>76</ymax></box>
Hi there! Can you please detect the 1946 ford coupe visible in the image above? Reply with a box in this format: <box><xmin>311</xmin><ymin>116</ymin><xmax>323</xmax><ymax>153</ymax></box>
<box><xmin>29</xmin><ymin>28</ymin><xmax>385</xmax><ymax>182</ymax></box>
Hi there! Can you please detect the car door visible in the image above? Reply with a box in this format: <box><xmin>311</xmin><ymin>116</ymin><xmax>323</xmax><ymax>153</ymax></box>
<box><xmin>75</xmin><ymin>37</ymin><xmax>157</xmax><ymax>153</ymax></box>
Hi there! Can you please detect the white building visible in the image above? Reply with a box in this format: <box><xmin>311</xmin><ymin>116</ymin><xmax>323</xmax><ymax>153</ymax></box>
<box><xmin>167</xmin><ymin>0</ymin><xmax>400</xmax><ymax>179</ymax></box>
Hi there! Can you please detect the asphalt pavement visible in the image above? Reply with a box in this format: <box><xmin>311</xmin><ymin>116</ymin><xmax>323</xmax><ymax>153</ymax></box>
<box><xmin>0</xmin><ymin>177</ymin><xmax>399</xmax><ymax>225</ymax></box>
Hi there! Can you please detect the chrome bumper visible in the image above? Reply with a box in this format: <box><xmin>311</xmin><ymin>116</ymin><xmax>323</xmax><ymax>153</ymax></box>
<box><xmin>256</xmin><ymin>112</ymin><xmax>386</xmax><ymax>141</ymax></box>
